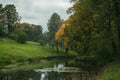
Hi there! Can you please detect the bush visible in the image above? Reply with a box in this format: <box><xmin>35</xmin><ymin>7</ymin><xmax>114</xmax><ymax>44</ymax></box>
<box><xmin>17</xmin><ymin>32</ymin><xmax>28</xmax><ymax>44</ymax></box>
<box><xmin>38</xmin><ymin>40</ymin><xmax>46</xmax><ymax>46</ymax></box>
<box><xmin>9</xmin><ymin>33</ymin><xmax>18</xmax><ymax>41</ymax></box>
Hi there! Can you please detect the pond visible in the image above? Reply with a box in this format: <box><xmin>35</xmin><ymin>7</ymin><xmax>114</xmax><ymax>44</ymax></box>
<box><xmin>0</xmin><ymin>59</ymin><xmax>96</xmax><ymax>80</ymax></box>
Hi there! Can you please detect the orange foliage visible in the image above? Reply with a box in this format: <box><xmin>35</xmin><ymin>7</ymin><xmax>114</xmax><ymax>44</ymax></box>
<box><xmin>64</xmin><ymin>37</ymin><xmax>69</xmax><ymax>48</ymax></box>
<box><xmin>55</xmin><ymin>23</ymin><xmax>66</xmax><ymax>41</ymax></box>
<box><xmin>55</xmin><ymin>21</ymin><xmax>70</xmax><ymax>48</ymax></box>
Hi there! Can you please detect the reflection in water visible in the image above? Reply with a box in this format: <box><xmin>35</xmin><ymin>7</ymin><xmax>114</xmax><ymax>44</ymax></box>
<box><xmin>40</xmin><ymin>72</ymin><xmax>48</xmax><ymax>80</ymax></box>
<box><xmin>41</xmin><ymin>72</ymin><xmax>45</xmax><ymax>80</ymax></box>
<box><xmin>0</xmin><ymin>60</ymin><xmax>96</xmax><ymax>80</ymax></box>
<box><xmin>1</xmin><ymin>64</ymin><xmax>83</xmax><ymax>80</ymax></box>
<box><xmin>1</xmin><ymin>69</ymin><xmax>84</xmax><ymax>80</ymax></box>
<box><xmin>36</xmin><ymin>71</ymin><xmax>81</xmax><ymax>80</ymax></box>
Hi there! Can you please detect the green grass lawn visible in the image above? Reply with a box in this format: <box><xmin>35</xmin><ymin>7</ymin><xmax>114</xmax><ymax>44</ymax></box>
<box><xmin>0</xmin><ymin>38</ymin><xmax>77</xmax><ymax>66</ymax></box>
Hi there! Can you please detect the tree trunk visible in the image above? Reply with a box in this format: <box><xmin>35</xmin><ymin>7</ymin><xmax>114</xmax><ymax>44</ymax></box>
<box><xmin>65</xmin><ymin>48</ymin><xmax>68</xmax><ymax>54</ymax></box>
<box><xmin>107</xmin><ymin>17</ymin><xmax>118</xmax><ymax>54</ymax></box>
<box><xmin>112</xmin><ymin>0</ymin><xmax>120</xmax><ymax>45</ymax></box>
<box><xmin>56</xmin><ymin>41</ymin><xmax>59</xmax><ymax>53</ymax></box>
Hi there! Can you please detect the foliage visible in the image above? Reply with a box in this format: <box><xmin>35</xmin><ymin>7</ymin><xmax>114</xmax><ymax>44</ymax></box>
<box><xmin>47</xmin><ymin>12</ymin><xmax>62</xmax><ymax>47</ymax></box>
<box><xmin>38</xmin><ymin>40</ymin><xmax>46</xmax><ymax>46</ymax></box>
<box><xmin>55</xmin><ymin>22</ymin><xmax>70</xmax><ymax>53</ymax></box>
<box><xmin>0</xmin><ymin>3</ymin><xmax>43</xmax><ymax>42</ymax></box>
<box><xmin>61</xmin><ymin>0</ymin><xmax>120</xmax><ymax>70</ymax></box>
<box><xmin>9</xmin><ymin>33</ymin><xmax>18</xmax><ymax>41</ymax></box>
<box><xmin>55</xmin><ymin>23</ymin><xmax>65</xmax><ymax>41</ymax></box>
<box><xmin>42</xmin><ymin>31</ymin><xmax>49</xmax><ymax>44</ymax></box>
<box><xmin>15</xmin><ymin>22</ymin><xmax>43</xmax><ymax>42</ymax></box>
<box><xmin>17</xmin><ymin>32</ymin><xmax>28</xmax><ymax>44</ymax></box>
<box><xmin>33</xmin><ymin>25</ymin><xmax>43</xmax><ymax>41</ymax></box>
<box><xmin>3</xmin><ymin>4</ymin><xmax>20</xmax><ymax>34</ymax></box>
<box><xmin>0</xmin><ymin>4</ymin><xmax>6</xmax><ymax>36</ymax></box>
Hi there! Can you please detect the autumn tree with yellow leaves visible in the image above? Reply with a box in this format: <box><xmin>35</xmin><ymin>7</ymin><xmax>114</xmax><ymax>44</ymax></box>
<box><xmin>55</xmin><ymin>21</ymin><xmax>70</xmax><ymax>53</ymax></box>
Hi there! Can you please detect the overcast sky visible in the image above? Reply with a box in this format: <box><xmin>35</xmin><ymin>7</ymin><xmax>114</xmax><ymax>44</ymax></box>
<box><xmin>0</xmin><ymin>0</ymin><xmax>72</xmax><ymax>32</ymax></box>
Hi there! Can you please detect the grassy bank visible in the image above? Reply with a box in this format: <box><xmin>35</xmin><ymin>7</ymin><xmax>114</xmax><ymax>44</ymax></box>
<box><xmin>98</xmin><ymin>61</ymin><xmax>120</xmax><ymax>80</ymax></box>
<box><xmin>0</xmin><ymin>38</ymin><xmax>76</xmax><ymax>66</ymax></box>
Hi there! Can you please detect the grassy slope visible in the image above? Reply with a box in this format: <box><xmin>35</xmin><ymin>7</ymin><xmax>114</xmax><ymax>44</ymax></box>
<box><xmin>98</xmin><ymin>61</ymin><xmax>120</xmax><ymax>80</ymax></box>
<box><xmin>0</xmin><ymin>38</ymin><xmax>76</xmax><ymax>66</ymax></box>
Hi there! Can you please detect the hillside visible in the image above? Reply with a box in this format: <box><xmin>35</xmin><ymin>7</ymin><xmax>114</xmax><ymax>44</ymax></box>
<box><xmin>0</xmin><ymin>38</ymin><xmax>76</xmax><ymax>66</ymax></box>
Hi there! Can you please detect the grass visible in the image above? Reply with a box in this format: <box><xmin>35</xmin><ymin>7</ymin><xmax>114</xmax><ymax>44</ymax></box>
<box><xmin>98</xmin><ymin>61</ymin><xmax>120</xmax><ymax>80</ymax></box>
<box><xmin>4</xmin><ymin>60</ymin><xmax>58</xmax><ymax>72</ymax></box>
<box><xmin>0</xmin><ymin>38</ymin><xmax>77</xmax><ymax>66</ymax></box>
<box><xmin>0</xmin><ymin>40</ymin><xmax>54</xmax><ymax>58</ymax></box>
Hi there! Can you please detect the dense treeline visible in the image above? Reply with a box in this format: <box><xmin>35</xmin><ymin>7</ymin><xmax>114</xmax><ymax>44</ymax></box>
<box><xmin>68</xmin><ymin>0</ymin><xmax>120</xmax><ymax>54</ymax></box>
<box><xmin>0</xmin><ymin>4</ymin><xmax>43</xmax><ymax>44</ymax></box>
<box><xmin>0</xmin><ymin>3</ymin><xmax>63</xmax><ymax>45</ymax></box>
<box><xmin>56</xmin><ymin>0</ymin><xmax>120</xmax><ymax>70</ymax></box>
<box><xmin>67</xmin><ymin>0</ymin><xmax>120</xmax><ymax>69</ymax></box>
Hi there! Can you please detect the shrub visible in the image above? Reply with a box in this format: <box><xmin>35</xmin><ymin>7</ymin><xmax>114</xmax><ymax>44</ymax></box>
<box><xmin>9</xmin><ymin>33</ymin><xmax>18</xmax><ymax>41</ymax></box>
<box><xmin>17</xmin><ymin>32</ymin><xmax>28</xmax><ymax>44</ymax></box>
<box><xmin>38</xmin><ymin>40</ymin><xmax>46</xmax><ymax>46</ymax></box>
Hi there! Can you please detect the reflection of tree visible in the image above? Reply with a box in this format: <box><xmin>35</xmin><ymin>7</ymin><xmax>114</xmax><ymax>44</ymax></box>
<box><xmin>1</xmin><ymin>68</ymin><xmax>86</xmax><ymax>80</ymax></box>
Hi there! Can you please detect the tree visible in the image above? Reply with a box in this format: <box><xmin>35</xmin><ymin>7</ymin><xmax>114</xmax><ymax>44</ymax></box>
<box><xmin>55</xmin><ymin>21</ymin><xmax>70</xmax><ymax>53</ymax></box>
<box><xmin>66</xmin><ymin>0</ymin><xmax>119</xmax><ymax>55</ymax></box>
<box><xmin>4</xmin><ymin>4</ymin><xmax>20</xmax><ymax>34</ymax></box>
<box><xmin>111</xmin><ymin>0</ymin><xmax>120</xmax><ymax>51</ymax></box>
<box><xmin>17</xmin><ymin>22</ymin><xmax>33</xmax><ymax>41</ymax></box>
<box><xmin>63</xmin><ymin>0</ymin><xmax>120</xmax><ymax>70</ymax></box>
<box><xmin>47</xmin><ymin>12</ymin><xmax>62</xmax><ymax>48</ymax></box>
<box><xmin>33</xmin><ymin>25</ymin><xmax>43</xmax><ymax>41</ymax></box>
<box><xmin>15</xmin><ymin>22</ymin><xmax>43</xmax><ymax>42</ymax></box>
<box><xmin>0</xmin><ymin>4</ymin><xmax>7</xmax><ymax>36</ymax></box>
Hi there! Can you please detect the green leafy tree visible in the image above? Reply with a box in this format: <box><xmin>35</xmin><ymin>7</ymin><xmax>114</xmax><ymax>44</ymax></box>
<box><xmin>47</xmin><ymin>12</ymin><xmax>62</xmax><ymax>48</ymax></box>
<box><xmin>32</xmin><ymin>24</ymin><xmax>43</xmax><ymax>41</ymax></box>
<box><xmin>4</xmin><ymin>4</ymin><xmax>20</xmax><ymax>34</ymax></box>
<box><xmin>0</xmin><ymin>24</ymin><xmax>5</xmax><ymax>36</ymax></box>
<box><xmin>15</xmin><ymin>22</ymin><xmax>43</xmax><ymax>42</ymax></box>
<box><xmin>64</xmin><ymin>0</ymin><xmax>120</xmax><ymax>70</ymax></box>
<box><xmin>67</xmin><ymin>0</ymin><xmax>119</xmax><ymax>55</ymax></box>
<box><xmin>17</xmin><ymin>22</ymin><xmax>34</xmax><ymax>41</ymax></box>
<box><xmin>0</xmin><ymin>4</ymin><xmax>7</xmax><ymax>36</ymax></box>
<box><xmin>38</xmin><ymin>31</ymin><xmax>50</xmax><ymax>46</ymax></box>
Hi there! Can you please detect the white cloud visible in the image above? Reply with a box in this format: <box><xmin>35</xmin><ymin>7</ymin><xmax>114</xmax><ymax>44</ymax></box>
<box><xmin>0</xmin><ymin>0</ymin><xmax>72</xmax><ymax>31</ymax></box>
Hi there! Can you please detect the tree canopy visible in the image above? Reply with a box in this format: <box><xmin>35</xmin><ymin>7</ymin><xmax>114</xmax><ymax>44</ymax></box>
<box><xmin>47</xmin><ymin>12</ymin><xmax>62</xmax><ymax>48</ymax></box>
<box><xmin>54</xmin><ymin>0</ymin><xmax>120</xmax><ymax>69</ymax></box>
<box><xmin>0</xmin><ymin>4</ymin><xmax>44</xmax><ymax>44</ymax></box>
